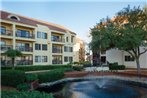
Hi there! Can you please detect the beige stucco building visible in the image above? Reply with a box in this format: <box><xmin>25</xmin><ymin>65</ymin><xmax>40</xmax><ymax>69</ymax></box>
<box><xmin>0</xmin><ymin>10</ymin><xmax>76</xmax><ymax>66</ymax></box>
<box><xmin>73</xmin><ymin>37</ymin><xmax>85</xmax><ymax>63</ymax></box>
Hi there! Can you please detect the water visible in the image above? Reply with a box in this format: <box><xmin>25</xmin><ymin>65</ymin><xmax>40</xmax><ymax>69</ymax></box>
<box><xmin>37</xmin><ymin>78</ymin><xmax>147</xmax><ymax>98</ymax></box>
<box><xmin>62</xmin><ymin>79</ymin><xmax>147</xmax><ymax>98</ymax></box>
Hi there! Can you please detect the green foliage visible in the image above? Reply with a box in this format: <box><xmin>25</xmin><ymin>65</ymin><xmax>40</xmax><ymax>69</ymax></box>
<box><xmin>72</xmin><ymin>66</ymin><xmax>83</xmax><ymax>71</ymax></box>
<box><xmin>90</xmin><ymin>6</ymin><xmax>147</xmax><ymax>74</ymax></box>
<box><xmin>25</xmin><ymin>73</ymin><xmax>38</xmax><ymax>82</ymax></box>
<box><xmin>1</xmin><ymin>90</ymin><xmax>54</xmax><ymax>98</ymax></box>
<box><xmin>1</xmin><ymin>65</ymin><xmax>72</xmax><ymax>71</ymax></box>
<box><xmin>4</xmin><ymin>49</ymin><xmax>22</xmax><ymax>58</ymax></box>
<box><xmin>1</xmin><ymin>70</ymin><xmax>25</xmax><ymax>87</ymax></box>
<box><xmin>37</xmin><ymin>68</ymin><xmax>71</xmax><ymax>83</ymax></box>
<box><xmin>73</xmin><ymin>62</ymin><xmax>80</xmax><ymax>65</ymax></box>
<box><xmin>109</xmin><ymin>63</ymin><xmax>126</xmax><ymax>70</ymax></box>
<box><xmin>16</xmin><ymin>83</ymin><xmax>30</xmax><ymax>91</ymax></box>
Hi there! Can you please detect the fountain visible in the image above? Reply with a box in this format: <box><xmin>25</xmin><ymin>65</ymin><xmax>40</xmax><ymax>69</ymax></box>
<box><xmin>37</xmin><ymin>77</ymin><xmax>147</xmax><ymax>98</ymax></box>
<box><xmin>62</xmin><ymin>78</ymin><xmax>147</xmax><ymax>98</ymax></box>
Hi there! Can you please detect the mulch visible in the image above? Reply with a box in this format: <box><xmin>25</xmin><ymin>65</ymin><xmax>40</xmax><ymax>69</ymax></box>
<box><xmin>1</xmin><ymin>86</ymin><xmax>16</xmax><ymax>91</ymax></box>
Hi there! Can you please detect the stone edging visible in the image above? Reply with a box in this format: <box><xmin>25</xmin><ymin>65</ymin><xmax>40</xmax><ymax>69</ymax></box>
<box><xmin>39</xmin><ymin>75</ymin><xmax>147</xmax><ymax>88</ymax></box>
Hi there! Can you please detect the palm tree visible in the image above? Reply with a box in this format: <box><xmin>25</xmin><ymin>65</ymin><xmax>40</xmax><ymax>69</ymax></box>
<box><xmin>4</xmin><ymin>49</ymin><xmax>22</xmax><ymax>69</ymax></box>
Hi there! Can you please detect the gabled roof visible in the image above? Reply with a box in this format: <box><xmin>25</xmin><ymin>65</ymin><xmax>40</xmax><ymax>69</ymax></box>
<box><xmin>1</xmin><ymin>10</ymin><xmax>76</xmax><ymax>34</ymax></box>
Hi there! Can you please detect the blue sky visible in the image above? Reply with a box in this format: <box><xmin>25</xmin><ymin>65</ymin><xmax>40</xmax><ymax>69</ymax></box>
<box><xmin>1</xmin><ymin>0</ymin><xmax>146</xmax><ymax>43</ymax></box>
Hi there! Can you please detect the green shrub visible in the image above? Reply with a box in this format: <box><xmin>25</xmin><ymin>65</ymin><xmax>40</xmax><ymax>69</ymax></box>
<box><xmin>109</xmin><ymin>63</ymin><xmax>125</xmax><ymax>70</ymax></box>
<box><xmin>72</xmin><ymin>66</ymin><xmax>83</xmax><ymax>71</ymax></box>
<box><xmin>16</xmin><ymin>83</ymin><xmax>30</xmax><ymax>91</ymax></box>
<box><xmin>1</xmin><ymin>65</ymin><xmax>72</xmax><ymax>71</ymax></box>
<box><xmin>1</xmin><ymin>90</ymin><xmax>53</xmax><ymax>98</ymax></box>
<box><xmin>1</xmin><ymin>70</ymin><xmax>25</xmax><ymax>87</ymax></box>
<box><xmin>25</xmin><ymin>73</ymin><xmax>38</xmax><ymax>82</ymax></box>
<box><xmin>37</xmin><ymin>68</ymin><xmax>71</xmax><ymax>83</ymax></box>
<box><xmin>73</xmin><ymin>62</ymin><xmax>80</xmax><ymax>65</ymax></box>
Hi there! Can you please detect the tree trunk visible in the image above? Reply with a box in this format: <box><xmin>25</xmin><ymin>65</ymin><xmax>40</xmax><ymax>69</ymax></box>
<box><xmin>136</xmin><ymin>58</ymin><xmax>141</xmax><ymax>76</ymax></box>
<box><xmin>12</xmin><ymin>58</ymin><xmax>15</xmax><ymax>70</ymax></box>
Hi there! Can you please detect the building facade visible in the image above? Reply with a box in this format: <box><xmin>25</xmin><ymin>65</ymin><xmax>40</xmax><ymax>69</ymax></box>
<box><xmin>106</xmin><ymin>48</ymin><xmax>147</xmax><ymax>68</ymax></box>
<box><xmin>73</xmin><ymin>37</ymin><xmax>85</xmax><ymax>63</ymax></box>
<box><xmin>0</xmin><ymin>11</ymin><xmax>76</xmax><ymax>66</ymax></box>
<box><xmin>92</xmin><ymin>48</ymin><xmax>147</xmax><ymax>68</ymax></box>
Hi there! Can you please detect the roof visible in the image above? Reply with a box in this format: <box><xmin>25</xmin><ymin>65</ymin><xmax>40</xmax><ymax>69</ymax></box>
<box><xmin>0</xmin><ymin>10</ymin><xmax>76</xmax><ymax>34</ymax></box>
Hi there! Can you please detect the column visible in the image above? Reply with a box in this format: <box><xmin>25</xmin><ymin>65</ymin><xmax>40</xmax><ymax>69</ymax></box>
<box><xmin>12</xmin><ymin>24</ymin><xmax>16</xmax><ymax>49</ymax></box>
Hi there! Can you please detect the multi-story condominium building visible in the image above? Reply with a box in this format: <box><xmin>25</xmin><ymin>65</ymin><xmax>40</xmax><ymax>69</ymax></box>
<box><xmin>0</xmin><ymin>10</ymin><xmax>76</xmax><ymax>66</ymax></box>
<box><xmin>73</xmin><ymin>37</ymin><xmax>85</xmax><ymax>63</ymax></box>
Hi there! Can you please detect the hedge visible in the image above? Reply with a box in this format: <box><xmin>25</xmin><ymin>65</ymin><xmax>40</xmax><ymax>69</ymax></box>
<box><xmin>109</xmin><ymin>63</ymin><xmax>126</xmax><ymax>70</ymax></box>
<box><xmin>72</xmin><ymin>66</ymin><xmax>83</xmax><ymax>71</ymax></box>
<box><xmin>1</xmin><ymin>65</ymin><xmax>72</xmax><ymax>71</ymax></box>
<box><xmin>37</xmin><ymin>68</ymin><xmax>73</xmax><ymax>83</ymax></box>
<box><xmin>1</xmin><ymin>70</ymin><xmax>25</xmax><ymax>87</ymax></box>
<box><xmin>1</xmin><ymin>90</ymin><xmax>53</xmax><ymax>98</ymax></box>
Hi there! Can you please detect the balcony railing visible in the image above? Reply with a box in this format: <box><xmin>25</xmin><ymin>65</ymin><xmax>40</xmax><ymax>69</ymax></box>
<box><xmin>1</xmin><ymin>60</ymin><xmax>12</xmax><ymax>66</ymax></box>
<box><xmin>16</xmin><ymin>46</ymin><xmax>33</xmax><ymax>52</ymax></box>
<box><xmin>51</xmin><ymin>38</ymin><xmax>65</xmax><ymax>43</ymax></box>
<box><xmin>0</xmin><ymin>30</ymin><xmax>13</xmax><ymax>36</ymax></box>
<box><xmin>16</xmin><ymin>31</ymin><xmax>35</xmax><ymax>39</ymax></box>
<box><xmin>52</xmin><ymin>60</ymin><xmax>62</xmax><ymax>64</ymax></box>
<box><xmin>1</xmin><ymin>45</ymin><xmax>13</xmax><ymax>51</ymax></box>
<box><xmin>16</xmin><ymin>60</ymin><xmax>33</xmax><ymax>65</ymax></box>
<box><xmin>52</xmin><ymin>49</ymin><xmax>62</xmax><ymax>53</ymax></box>
<box><xmin>1</xmin><ymin>60</ymin><xmax>33</xmax><ymax>66</ymax></box>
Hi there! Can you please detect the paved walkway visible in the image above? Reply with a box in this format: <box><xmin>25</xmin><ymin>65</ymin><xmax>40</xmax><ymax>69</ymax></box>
<box><xmin>25</xmin><ymin>70</ymin><xmax>51</xmax><ymax>74</ymax></box>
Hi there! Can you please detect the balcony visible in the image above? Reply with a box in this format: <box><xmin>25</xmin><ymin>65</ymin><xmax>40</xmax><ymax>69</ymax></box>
<box><xmin>16</xmin><ymin>60</ymin><xmax>33</xmax><ymax>65</ymax></box>
<box><xmin>1</xmin><ymin>60</ymin><xmax>33</xmax><ymax>66</ymax></box>
<box><xmin>52</xmin><ymin>48</ymin><xmax>62</xmax><ymax>53</ymax></box>
<box><xmin>16</xmin><ymin>46</ymin><xmax>33</xmax><ymax>52</ymax></box>
<box><xmin>1</xmin><ymin>45</ymin><xmax>13</xmax><ymax>51</ymax></box>
<box><xmin>0</xmin><ymin>30</ymin><xmax>13</xmax><ymax>36</ymax></box>
<box><xmin>51</xmin><ymin>36</ymin><xmax>65</xmax><ymax>43</ymax></box>
<box><xmin>52</xmin><ymin>60</ymin><xmax>62</xmax><ymax>64</ymax></box>
<box><xmin>16</xmin><ymin>30</ymin><xmax>35</xmax><ymax>39</ymax></box>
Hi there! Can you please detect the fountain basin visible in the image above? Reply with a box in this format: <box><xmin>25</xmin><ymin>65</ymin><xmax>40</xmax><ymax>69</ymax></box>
<box><xmin>37</xmin><ymin>76</ymin><xmax>147</xmax><ymax>98</ymax></box>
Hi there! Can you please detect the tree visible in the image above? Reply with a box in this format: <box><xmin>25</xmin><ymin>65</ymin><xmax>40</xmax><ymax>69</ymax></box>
<box><xmin>90</xmin><ymin>6</ymin><xmax>147</xmax><ymax>74</ymax></box>
<box><xmin>4</xmin><ymin>49</ymin><xmax>22</xmax><ymax>69</ymax></box>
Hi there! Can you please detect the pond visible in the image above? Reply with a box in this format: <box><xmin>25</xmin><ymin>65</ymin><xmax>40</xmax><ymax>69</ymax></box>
<box><xmin>37</xmin><ymin>78</ymin><xmax>147</xmax><ymax>98</ymax></box>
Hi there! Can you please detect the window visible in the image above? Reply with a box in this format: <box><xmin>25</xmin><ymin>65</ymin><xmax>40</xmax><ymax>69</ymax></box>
<box><xmin>8</xmin><ymin>15</ymin><xmax>20</xmax><ymax>21</ymax></box>
<box><xmin>37</xmin><ymin>31</ymin><xmax>41</xmax><ymax>38</ymax></box>
<box><xmin>42</xmin><ymin>44</ymin><xmax>47</xmax><ymax>50</ymax></box>
<box><xmin>35</xmin><ymin>43</ymin><xmax>41</xmax><ymax>50</ymax></box>
<box><xmin>101</xmin><ymin>56</ymin><xmax>106</xmax><ymax>63</ymax></box>
<box><xmin>71</xmin><ymin>36</ymin><xmax>74</xmax><ymax>43</ymax></box>
<box><xmin>66</xmin><ymin>37</ymin><xmax>68</xmax><ymax>42</ymax></box>
<box><xmin>35</xmin><ymin>56</ymin><xmax>41</xmax><ymax>62</ymax></box>
<box><xmin>64</xmin><ymin>56</ymin><xmax>68</xmax><ymax>62</ymax></box>
<box><xmin>64</xmin><ymin>46</ymin><xmax>68</xmax><ymax>52</ymax></box>
<box><xmin>69</xmin><ymin>47</ymin><xmax>73</xmax><ymax>52</ymax></box>
<box><xmin>125</xmin><ymin>56</ymin><xmax>134</xmax><ymax>62</ymax></box>
<box><xmin>0</xmin><ymin>26</ymin><xmax>6</xmax><ymax>34</ymax></box>
<box><xmin>42</xmin><ymin>32</ymin><xmax>47</xmax><ymax>39</ymax></box>
<box><xmin>69</xmin><ymin>57</ymin><xmax>73</xmax><ymax>63</ymax></box>
<box><xmin>42</xmin><ymin>56</ymin><xmax>47</xmax><ymax>62</ymax></box>
<box><xmin>0</xmin><ymin>41</ymin><xmax>6</xmax><ymax>46</ymax></box>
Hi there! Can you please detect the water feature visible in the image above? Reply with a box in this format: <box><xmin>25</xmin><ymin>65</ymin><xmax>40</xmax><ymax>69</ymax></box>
<box><xmin>37</xmin><ymin>78</ymin><xmax>147</xmax><ymax>98</ymax></box>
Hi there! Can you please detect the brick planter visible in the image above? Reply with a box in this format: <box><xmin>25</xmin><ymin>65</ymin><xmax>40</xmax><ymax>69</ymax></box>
<box><xmin>29</xmin><ymin>80</ymin><xmax>39</xmax><ymax>90</ymax></box>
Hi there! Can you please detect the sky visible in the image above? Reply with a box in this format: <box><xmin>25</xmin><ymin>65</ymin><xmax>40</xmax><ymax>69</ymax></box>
<box><xmin>1</xmin><ymin>0</ymin><xmax>146</xmax><ymax>43</ymax></box>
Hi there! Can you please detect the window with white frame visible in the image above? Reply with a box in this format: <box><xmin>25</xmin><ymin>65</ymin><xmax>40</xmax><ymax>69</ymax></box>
<box><xmin>35</xmin><ymin>56</ymin><xmax>41</xmax><ymax>62</ymax></box>
<box><xmin>42</xmin><ymin>56</ymin><xmax>48</xmax><ymax>62</ymax></box>
<box><xmin>37</xmin><ymin>31</ymin><xmax>41</xmax><ymax>38</ymax></box>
